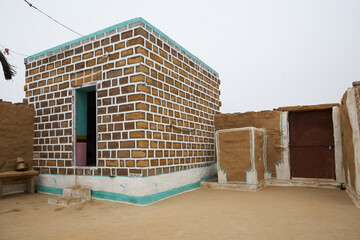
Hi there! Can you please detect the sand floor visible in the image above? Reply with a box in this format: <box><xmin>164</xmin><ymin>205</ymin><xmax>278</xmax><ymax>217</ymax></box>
<box><xmin>0</xmin><ymin>186</ymin><xmax>360</xmax><ymax>240</ymax></box>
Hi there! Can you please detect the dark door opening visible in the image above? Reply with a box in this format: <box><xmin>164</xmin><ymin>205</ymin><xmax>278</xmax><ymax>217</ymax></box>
<box><xmin>76</xmin><ymin>86</ymin><xmax>96</xmax><ymax>166</ymax></box>
<box><xmin>289</xmin><ymin>110</ymin><xmax>335</xmax><ymax>179</ymax></box>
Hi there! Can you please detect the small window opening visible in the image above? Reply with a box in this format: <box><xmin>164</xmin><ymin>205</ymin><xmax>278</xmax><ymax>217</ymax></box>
<box><xmin>75</xmin><ymin>86</ymin><xmax>96</xmax><ymax>166</ymax></box>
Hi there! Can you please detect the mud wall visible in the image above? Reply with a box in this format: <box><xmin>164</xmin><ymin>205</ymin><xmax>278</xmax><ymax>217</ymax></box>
<box><xmin>340</xmin><ymin>87</ymin><xmax>360</xmax><ymax>195</ymax></box>
<box><xmin>215</xmin><ymin>111</ymin><xmax>282</xmax><ymax>178</ymax></box>
<box><xmin>216</xmin><ymin>127</ymin><xmax>266</xmax><ymax>184</ymax></box>
<box><xmin>0</xmin><ymin>100</ymin><xmax>34</xmax><ymax>173</ymax></box>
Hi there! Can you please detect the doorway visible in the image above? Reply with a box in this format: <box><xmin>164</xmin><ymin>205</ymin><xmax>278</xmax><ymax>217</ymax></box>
<box><xmin>75</xmin><ymin>86</ymin><xmax>96</xmax><ymax>166</ymax></box>
<box><xmin>289</xmin><ymin>109</ymin><xmax>335</xmax><ymax>179</ymax></box>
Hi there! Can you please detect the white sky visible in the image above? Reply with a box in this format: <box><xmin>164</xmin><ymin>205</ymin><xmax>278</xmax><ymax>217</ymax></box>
<box><xmin>0</xmin><ymin>0</ymin><xmax>359</xmax><ymax>113</ymax></box>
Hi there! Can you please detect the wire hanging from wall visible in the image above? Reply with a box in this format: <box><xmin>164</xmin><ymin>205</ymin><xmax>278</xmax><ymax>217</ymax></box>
<box><xmin>0</xmin><ymin>44</ymin><xmax>29</xmax><ymax>57</ymax></box>
<box><xmin>24</xmin><ymin>0</ymin><xmax>85</xmax><ymax>37</ymax></box>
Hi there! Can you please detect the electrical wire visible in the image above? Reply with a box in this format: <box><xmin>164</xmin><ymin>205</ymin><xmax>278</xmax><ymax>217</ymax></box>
<box><xmin>0</xmin><ymin>44</ymin><xmax>29</xmax><ymax>57</ymax></box>
<box><xmin>24</xmin><ymin>0</ymin><xmax>85</xmax><ymax>37</ymax></box>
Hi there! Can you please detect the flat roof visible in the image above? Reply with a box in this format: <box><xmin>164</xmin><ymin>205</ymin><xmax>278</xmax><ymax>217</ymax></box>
<box><xmin>26</xmin><ymin>17</ymin><xmax>218</xmax><ymax>76</ymax></box>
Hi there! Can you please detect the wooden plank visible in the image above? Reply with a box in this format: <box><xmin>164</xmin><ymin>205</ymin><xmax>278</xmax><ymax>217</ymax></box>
<box><xmin>0</xmin><ymin>170</ymin><xmax>39</xmax><ymax>180</ymax></box>
<box><xmin>276</xmin><ymin>103</ymin><xmax>339</xmax><ymax>112</ymax></box>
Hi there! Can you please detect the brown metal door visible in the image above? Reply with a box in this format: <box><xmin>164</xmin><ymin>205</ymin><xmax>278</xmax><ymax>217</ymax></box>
<box><xmin>289</xmin><ymin>110</ymin><xmax>335</xmax><ymax>179</ymax></box>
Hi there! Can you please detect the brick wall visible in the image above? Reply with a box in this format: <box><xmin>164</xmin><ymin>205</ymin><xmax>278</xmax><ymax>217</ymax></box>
<box><xmin>24</xmin><ymin>19</ymin><xmax>221</xmax><ymax>178</ymax></box>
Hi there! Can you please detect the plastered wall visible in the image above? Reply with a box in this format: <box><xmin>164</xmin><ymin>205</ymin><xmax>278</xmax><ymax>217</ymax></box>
<box><xmin>0</xmin><ymin>100</ymin><xmax>34</xmax><ymax>172</ymax></box>
<box><xmin>215</xmin><ymin>111</ymin><xmax>283</xmax><ymax>179</ymax></box>
<box><xmin>340</xmin><ymin>86</ymin><xmax>360</xmax><ymax>203</ymax></box>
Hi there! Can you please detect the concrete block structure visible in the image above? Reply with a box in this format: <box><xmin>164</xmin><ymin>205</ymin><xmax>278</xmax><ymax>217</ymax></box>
<box><xmin>24</xmin><ymin>17</ymin><xmax>220</xmax><ymax>204</ymax></box>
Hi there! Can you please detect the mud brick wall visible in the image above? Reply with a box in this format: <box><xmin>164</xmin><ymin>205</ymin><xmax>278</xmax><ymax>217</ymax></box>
<box><xmin>24</xmin><ymin>19</ymin><xmax>221</xmax><ymax>177</ymax></box>
<box><xmin>215</xmin><ymin>111</ymin><xmax>282</xmax><ymax>178</ymax></box>
<box><xmin>217</xmin><ymin>127</ymin><xmax>266</xmax><ymax>184</ymax></box>
<box><xmin>0</xmin><ymin>100</ymin><xmax>34</xmax><ymax>173</ymax></box>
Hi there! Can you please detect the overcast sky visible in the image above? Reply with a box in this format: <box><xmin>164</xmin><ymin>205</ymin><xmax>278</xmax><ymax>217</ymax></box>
<box><xmin>0</xmin><ymin>0</ymin><xmax>359</xmax><ymax>113</ymax></box>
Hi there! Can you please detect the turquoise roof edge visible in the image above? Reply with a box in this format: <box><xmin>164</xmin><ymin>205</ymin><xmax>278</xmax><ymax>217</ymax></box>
<box><xmin>26</xmin><ymin>17</ymin><xmax>218</xmax><ymax>76</ymax></box>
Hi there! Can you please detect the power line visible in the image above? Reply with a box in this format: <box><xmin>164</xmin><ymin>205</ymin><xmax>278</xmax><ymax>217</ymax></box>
<box><xmin>0</xmin><ymin>44</ymin><xmax>29</xmax><ymax>57</ymax></box>
<box><xmin>24</xmin><ymin>0</ymin><xmax>85</xmax><ymax>37</ymax></box>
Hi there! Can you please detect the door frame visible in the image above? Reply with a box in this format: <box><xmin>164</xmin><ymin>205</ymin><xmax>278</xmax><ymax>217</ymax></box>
<box><xmin>288</xmin><ymin>109</ymin><xmax>336</xmax><ymax>180</ymax></box>
<box><xmin>73</xmin><ymin>83</ymin><xmax>98</xmax><ymax>167</ymax></box>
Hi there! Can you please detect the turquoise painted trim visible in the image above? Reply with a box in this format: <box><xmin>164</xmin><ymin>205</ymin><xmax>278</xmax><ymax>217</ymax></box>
<box><xmin>35</xmin><ymin>173</ymin><xmax>217</xmax><ymax>205</ymax></box>
<box><xmin>36</xmin><ymin>162</ymin><xmax>216</xmax><ymax>179</ymax></box>
<box><xmin>35</xmin><ymin>185</ymin><xmax>63</xmax><ymax>195</ymax></box>
<box><xmin>26</xmin><ymin>17</ymin><xmax>218</xmax><ymax>76</ymax></box>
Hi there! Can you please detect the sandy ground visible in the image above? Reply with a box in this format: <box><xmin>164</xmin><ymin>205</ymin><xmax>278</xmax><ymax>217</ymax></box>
<box><xmin>1</xmin><ymin>186</ymin><xmax>360</xmax><ymax>240</ymax></box>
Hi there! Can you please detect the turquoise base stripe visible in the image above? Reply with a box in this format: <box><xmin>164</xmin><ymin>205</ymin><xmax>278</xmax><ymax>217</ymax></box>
<box><xmin>34</xmin><ymin>174</ymin><xmax>217</xmax><ymax>205</ymax></box>
<box><xmin>35</xmin><ymin>185</ymin><xmax>63</xmax><ymax>195</ymax></box>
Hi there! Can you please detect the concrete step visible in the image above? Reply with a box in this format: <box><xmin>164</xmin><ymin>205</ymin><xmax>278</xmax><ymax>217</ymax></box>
<box><xmin>63</xmin><ymin>186</ymin><xmax>91</xmax><ymax>201</ymax></box>
<box><xmin>48</xmin><ymin>185</ymin><xmax>91</xmax><ymax>206</ymax></box>
<box><xmin>48</xmin><ymin>196</ymin><xmax>82</xmax><ymax>206</ymax></box>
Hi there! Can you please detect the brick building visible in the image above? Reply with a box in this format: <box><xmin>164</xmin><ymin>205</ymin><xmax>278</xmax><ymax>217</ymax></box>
<box><xmin>24</xmin><ymin>17</ymin><xmax>221</xmax><ymax>204</ymax></box>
